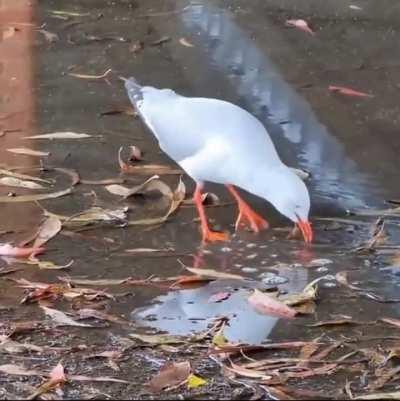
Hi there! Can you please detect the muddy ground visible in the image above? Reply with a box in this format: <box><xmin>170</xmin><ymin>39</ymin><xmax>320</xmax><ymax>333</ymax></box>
<box><xmin>1</xmin><ymin>0</ymin><xmax>400</xmax><ymax>399</ymax></box>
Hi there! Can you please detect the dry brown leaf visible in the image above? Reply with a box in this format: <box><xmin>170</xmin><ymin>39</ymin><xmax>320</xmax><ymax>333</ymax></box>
<box><xmin>7</xmin><ymin>148</ymin><xmax>50</xmax><ymax>157</ymax></box>
<box><xmin>38</xmin><ymin>29</ymin><xmax>59</xmax><ymax>43</ymax></box>
<box><xmin>59</xmin><ymin>277</ymin><xmax>130</xmax><ymax>286</ymax></box>
<box><xmin>77</xmin><ymin>308</ymin><xmax>128</xmax><ymax>325</ymax></box>
<box><xmin>224</xmin><ymin>361</ymin><xmax>272</xmax><ymax>380</ymax></box>
<box><xmin>0</xmin><ymin>176</ymin><xmax>45</xmax><ymax>190</ymax></box>
<box><xmin>0</xmin><ymin>168</ymin><xmax>52</xmax><ymax>184</ymax></box>
<box><xmin>32</xmin><ymin>216</ymin><xmax>62</xmax><ymax>248</ymax></box>
<box><xmin>127</xmin><ymin>177</ymin><xmax>185</xmax><ymax>226</ymax></box>
<box><xmin>0</xmin><ymin>187</ymin><xmax>72</xmax><ymax>203</ymax></box>
<box><xmin>129</xmin><ymin>333</ymin><xmax>187</xmax><ymax>346</ymax></box>
<box><xmin>0</xmin><ymin>335</ymin><xmax>43</xmax><ymax>354</ymax></box>
<box><xmin>148</xmin><ymin>361</ymin><xmax>191</xmax><ymax>392</ymax></box>
<box><xmin>68</xmin><ymin>68</ymin><xmax>112</xmax><ymax>80</ymax></box>
<box><xmin>118</xmin><ymin>146</ymin><xmax>181</xmax><ymax>175</ymax></box>
<box><xmin>354</xmin><ymin>391</ymin><xmax>400</xmax><ymax>400</ymax></box>
<box><xmin>106</xmin><ymin>175</ymin><xmax>172</xmax><ymax>199</ymax></box>
<box><xmin>248</xmin><ymin>289</ymin><xmax>297</xmax><ymax>319</ymax></box>
<box><xmin>41</xmin><ymin>305</ymin><xmax>92</xmax><ymax>327</ymax></box>
<box><xmin>25</xmin><ymin>132</ymin><xmax>93</xmax><ymax>140</ymax></box>
<box><xmin>28</xmin><ymin>362</ymin><xmax>66</xmax><ymax>400</ymax></box>
<box><xmin>381</xmin><ymin>317</ymin><xmax>400</xmax><ymax>329</ymax></box>
<box><xmin>0</xmin><ymin>364</ymin><xmax>40</xmax><ymax>376</ymax></box>
<box><xmin>128</xmin><ymin>145</ymin><xmax>142</xmax><ymax>161</ymax></box>
<box><xmin>185</xmin><ymin>266</ymin><xmax>245</xmax><ymax>280</ymax></box>
<box><xmin>179</xmin><ymin>37</ymin><xmax>194</xmax><ymax>47</ymax></box>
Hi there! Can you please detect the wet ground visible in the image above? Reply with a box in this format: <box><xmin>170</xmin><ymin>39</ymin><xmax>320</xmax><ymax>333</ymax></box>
<box><xmin>2</xmin><ymin>0</ymin><xmax>400</xmax><ymax>399</ymax></box>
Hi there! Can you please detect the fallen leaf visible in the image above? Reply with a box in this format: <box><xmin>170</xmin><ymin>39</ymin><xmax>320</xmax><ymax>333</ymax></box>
<box><xmin>25</xmin><ymin>132</ymin><xmax>93</xmax><ymax>140</ymax></box>
<box><xmin>128</xmin><ymin>145</ymin><xmax>142</xmax><ymax>161</ymax></box>
<box><xmin>185</xmin><ymin>267</ymin><xmax>245</xmax><ymax>281</ymax></box>
<box><xmin>381</xmin><ymin>317</ymin><xmax>400</xmax><ymax>329</ymax></box>
<box><xmin>212</xmin><ymin>331</ymin><xmax>228</xmax><ymax>347</ymax></box>
<box><xmin>0</xmin><ymin>364</ymin><xmax>40</xmax><ymax>376</ymax></box>
<box><xmin>0</xmin><ymin>243</ymin><xmax>44</xmax><ymax>257</ymax></box>
<box><xmin>225</xmin><ymin>361</ymin><xmax>272</xmax><ymax>380</ymax></box>
<box><xmin>106</xmin><ymin>175</ymin><xmax>172</xmax><ymax>199</ymax></box>
<box><xmin>7</xmin><ymin>148</ymin><xmax>50</xmax><ymax>157</ymax></box>
<box><xmin>50</xmin><ymin>10</ymin><xmax>89</xmax><ymax>17</ymax></box>
<box><xmin>127</xmin><ymin>177</ymin><xmax>186</xmax><ymax>226</ymax></box>
<box><xmin>309</xmin><ymin>319</ymin><xmax>363</xmax><ymax>327</ymax></box>
<box><xmin>41</xmin><ymin>305</ymin><xmax>92</xmax><ymax>327</ymax></box>
<box><xmin>148</xmin><ymin>361</ymin><xmax>191</xmax><ymax>392</ymax></box>
<box><xmin>129</xmin><ymin>333</ymin><xmax>186</xmax><ymax>346</ymax></box>
<box><xmin>329</xmin><ymin>85</ymin><xmax>373</xmax><ymax>98</ymax></box>
<box><xmin>355</xmin><ymin>391</ymin><xmax>400</xmax><ymax>400</ymax></box>
<box><xmin>0</xmin><ymin>177</ymin><xmax>45</xmax><ymax>190</ymax></box>
<box><xmin>32</xmin><ymin>217</ymin><xmax>62</xmax><ymax>248</ymax></box>
<box><xmin>150</xmin><ymin>36</ymin><xmax>171</xmax><ymax>46</ymax></box>
<box><xmin>118</xmin><ymin>146</ymin><xmax>182</xmax><ymax>175</ymax></box>
<box><xmin>68</xmin><ymin>374</ymin><xmax>129</xmax><ymax>383</ymax></box>
<box><xmin>100</xmin><ymin>106</ymin><xmax>136</xmax><ymax>117</ymax></box>
<box><xmin>28</xmin><ymin>362</ymin><xmax>66</xmax><ymax>400</ymax></box>
<box><xmin>59</xmin><ymin>277</ymin><xmax>130</xmax><ymax>286</ymax></box>
<box><xmin>80</xmin><ymin>177</ymin><xmax>125</xmax><ymax>185</ymax></box>
<box><xmin>0</xmin><ymin>187</ymin><xmax>72</xmax><ymax>203</ymax></box>
<box><xmin>248</xmin><ymin>289</ymin><xmax>297</xmax><ymax>319</ymax></box>
<box><xmin>68</xmin><ymin>68</ymin><xmax>112</xmax><ymax>80</ymax></box>
<box><xmin>187</xmin><ymin>374</ymin><xmax>207</xmax><ymax>389</ymax></box>
<box><xmin>171</xmin><ymin>275</ymin><xmax>213</xmax><ymax>287</ymax></box>
<box><xmin>43</xmin><ymin>206</ymin><xmax>127</xmax><ymax>226</ymax></box>
<box><xmin>208</xmin><ymin>292</ymin><xmax>231</xmax><ymax>303</ymax></box>
<box><xmin>285</xmin><ymin>19</ymin><xmax>314</xmax><ymax>35</ymax></box>
<box><xmin>179</xmin><ymin>37</ymin><xmax>194</xmax><ymax>47</ymax></box>
<box><xmin>77</xmin><ymin>308</ymin><xmax>128</xmax><ymax>325</ymax></box>
<box><xmin>0</xmin><ymin>336</ymin><xmax>43</xmax><ymax>354</ymax></box>
<box><xmin>0</xmin><ymin>168</ymin><xmax>52</xmax><ymax>184</ymax></box>
<box><xmin>37</xmin><ymin>29</ymin><xmax>59</xmax><ymax>43</ymax></box>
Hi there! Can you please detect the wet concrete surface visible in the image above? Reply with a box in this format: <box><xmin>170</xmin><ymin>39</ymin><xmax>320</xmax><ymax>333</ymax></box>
<box><xmin>1</xmin><ymin>0</ymin><xmax>400</xmax><ymax>398</ymax></box>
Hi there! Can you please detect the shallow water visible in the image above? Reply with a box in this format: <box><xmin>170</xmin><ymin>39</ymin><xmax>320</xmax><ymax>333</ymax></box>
<box><xmin>1</xmin><ymin>0</ymin><xmax>400</xmax><ymax>357</ymax></box>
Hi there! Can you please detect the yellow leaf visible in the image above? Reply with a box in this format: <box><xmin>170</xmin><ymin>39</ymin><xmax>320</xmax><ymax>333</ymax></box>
<box><xmin>212</xmin><ymin>331</ymin><xmax>228</xmax><ymax>347</ymax></box>
<box><xmin>187</xmin><ymin>374</ymin><xmax>207</xmax><ymax>389</ymax></box>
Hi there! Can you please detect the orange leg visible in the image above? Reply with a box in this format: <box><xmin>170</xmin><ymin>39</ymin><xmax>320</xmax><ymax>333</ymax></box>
<box><xmin>226</xmin><ymin>185</ymin><xmax>269</xmax><ymax>232</ymax></box>
<box><xmin>194</xmin><ymin>184</ymin><xmax>229</xmax><ymax>243</ymax></box>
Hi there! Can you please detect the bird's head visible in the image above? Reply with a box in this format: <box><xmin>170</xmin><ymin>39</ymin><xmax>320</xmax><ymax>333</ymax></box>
<box><xmin>264</xmin><ymin>168</ymin><xmax>313</xmax><ymax>243</ymax></box>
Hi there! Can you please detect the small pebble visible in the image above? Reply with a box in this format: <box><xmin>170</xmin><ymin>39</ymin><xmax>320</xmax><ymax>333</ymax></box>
<box><xmin>246</xmin><ymin>243</ymin><xmax>257</xmax><ymax>248</ymax></box>
<box><xmin>317</xmin><ymin>266</ymin><xmax>329</xmax><ymax>273</ymax></box>
<box><xmin>234</xmin><ymin>263</ymin><xmax>243</xmax><ymax>268</ymax></box>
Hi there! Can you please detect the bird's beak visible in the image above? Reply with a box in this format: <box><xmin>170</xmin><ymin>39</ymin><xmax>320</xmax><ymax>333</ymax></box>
<box><xmin>297</xmin><ymin>219</ymin><xmax>313</xmax><ymax>243</ymax></box>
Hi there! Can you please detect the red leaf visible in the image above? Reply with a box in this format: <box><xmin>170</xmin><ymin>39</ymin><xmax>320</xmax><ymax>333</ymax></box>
<box><xmin>248</xmin><ymin>289</ymin><xmax>297</xmax><ymax>319</ymax></box>
<box><xmin>208</xmin><ymin>292</ymin><xmax>231</xmax><ymax>303</ymax></box>
<box><xmin>328</xmin><ymin>85</ymin><xmax>373</xmax><ymax>98</ymax></box>
<box><xmin>285</xmin><ymin>19</ymin><xmax>314</xmax><ymax>35</ymax></box>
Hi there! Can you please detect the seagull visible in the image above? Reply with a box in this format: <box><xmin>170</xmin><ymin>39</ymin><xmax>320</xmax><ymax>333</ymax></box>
<box><xmin>123</xmin><ymin>77</ymin><xmax>313</xmax><ymax>244</ymax></box>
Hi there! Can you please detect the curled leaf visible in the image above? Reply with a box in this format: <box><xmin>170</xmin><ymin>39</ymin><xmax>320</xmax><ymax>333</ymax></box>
<box><xmin>248</xmin><ymin>289</ymin><xmax>297</xmax><ymax>319</ymax></box>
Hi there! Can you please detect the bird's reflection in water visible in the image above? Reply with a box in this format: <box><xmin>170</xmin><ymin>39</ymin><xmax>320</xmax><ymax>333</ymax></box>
<box><xmin>180</xmin><ymin>2</ymin><xmax>381</xmax><ymax>211</ymax></box>
<box><xmin>132</xmin><ymin>250</ymin><xmax>308</xmax><ymax>345</ymax></box>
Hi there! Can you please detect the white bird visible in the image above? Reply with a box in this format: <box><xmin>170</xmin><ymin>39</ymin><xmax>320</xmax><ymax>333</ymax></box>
<box><xmin>123</xmin><ymin>77</ymin><xmax>313</xmax><ymax>243</ymax></box>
